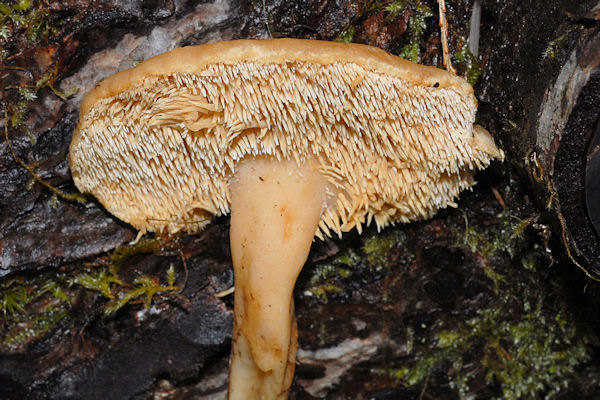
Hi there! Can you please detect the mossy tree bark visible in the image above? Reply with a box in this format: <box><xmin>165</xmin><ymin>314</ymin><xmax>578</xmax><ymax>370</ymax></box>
<box><xmin>1</xmin><ymin>0</ymin><xmax>600</xmax><ymax>399</ymax></box>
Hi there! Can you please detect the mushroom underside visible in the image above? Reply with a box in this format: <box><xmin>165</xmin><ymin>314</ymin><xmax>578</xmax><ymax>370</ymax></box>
<box><xmin>70</xmin><ymin>61</ymin><xmax>496</xmax><ymax>237</ymax></box>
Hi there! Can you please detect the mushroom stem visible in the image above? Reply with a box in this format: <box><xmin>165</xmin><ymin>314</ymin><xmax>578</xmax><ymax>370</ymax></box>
<box><xmin>228</xmin><ymin>157</ymin><xmax>328</xmax><ymax>399</ymax></box>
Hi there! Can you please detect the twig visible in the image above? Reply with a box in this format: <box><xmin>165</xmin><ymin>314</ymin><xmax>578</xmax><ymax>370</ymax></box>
<box><xmin>556</xmin><ymin>210</ymin><xmax>600</xmax><ymax>283</ymax></box>
<box><xmin>418</xmin><ymin>372</ymin><xmax>431</xmax><ymax>400</ymax></box>
<box><xmin>3</xmin><ymin>112</ymin><xmax>86</xmax><ymax>203</ymax></box>
<box><xmin>0</xmin><ymin>60</ymin><xmax>86</xmax><ymax>205</ymax></box>
<box><xmin>437</xmin><ymin>0</ymin><xmax>456</xmax><ymax>74</ymax></box>
<box><xmin>178</xmin><ymin>246</ymin><xmax>190</xmax><ymax>294</ymax></box>
<box><xmin>490</xmin><ymin>186</ymin><xmax>506</xmax><ymax>209</ymax></box>
<box><xmin>215</xmin><ymin>286</ymin><xmax>235</xmax><ymax>298</ymax></box>
<box><xmin>262</xmin><ymin>0</ymin><xmax>273</xmax><ymax>38</ymax></box>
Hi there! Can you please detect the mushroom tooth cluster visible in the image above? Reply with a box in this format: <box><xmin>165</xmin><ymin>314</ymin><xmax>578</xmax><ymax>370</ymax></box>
<box><xmin>71</xmin><ymin>60</ymin><xmax>495</xmax><ymax>235</ymax></box>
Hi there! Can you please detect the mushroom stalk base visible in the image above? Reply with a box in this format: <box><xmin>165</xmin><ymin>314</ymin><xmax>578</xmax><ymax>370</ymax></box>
<box><xmin>228</xmin><ymin>157</ymin><xmax>328</xmax><ymax>400</ymax></box>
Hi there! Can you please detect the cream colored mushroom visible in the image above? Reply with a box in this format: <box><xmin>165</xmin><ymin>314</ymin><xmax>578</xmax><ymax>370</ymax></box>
<box><xmin>69</xmin><ymin>39</ymin><xmax>503</xmax><ymax>399</ymax></box>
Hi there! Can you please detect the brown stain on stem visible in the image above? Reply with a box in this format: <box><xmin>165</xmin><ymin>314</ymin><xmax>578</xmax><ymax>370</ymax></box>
<box><xmin>280</xmin><ymin>205</ymin><xmax>294</xmax><ymax>241</ymax></box>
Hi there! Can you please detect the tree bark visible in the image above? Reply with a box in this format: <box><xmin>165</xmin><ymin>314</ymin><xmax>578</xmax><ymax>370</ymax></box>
<box><xmin>1</xmin><ymin>1</ymin><xmax>600</xmax><ymax>399</ymax></box>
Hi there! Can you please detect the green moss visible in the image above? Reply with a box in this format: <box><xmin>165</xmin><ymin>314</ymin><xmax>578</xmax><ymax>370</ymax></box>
<box><xmin>18</xmin><ymin>86</ymin><xmax>36</xmax><ymax>101</ymax></box>
<box><xmin>54</xmin><ymin>265</ymin><xmax>174</xmax><ymax>318</ymax></box>
<box><xmin>71</xmin><ymin>240</ymin><xmax>183</xmax><ymax>315</ymax></box>
<box><xmin>378</xmin><ymin>293</ymin><xmax>590</xmax><ymax>399</ymax></box>
<box><xmin>72</xmin><ymin>269</ymin><xmax>123</xmax><ymax>299</ymax></box>
<box><xmin>306</xmin><ymin>256</ymin><xmax>355</xmax><ymax>302</ymax></box>
<box><xmin>337</xmin><ymin>25</ymin><xmax>355</xmax><ymax>43</ymax></box>
<box><xmin>66</xmin><ymin>238</ymin><xmax>172</xmax><ymax>303</ymax></box>
<box><xmin>390</xmin><ymin>0</ymin><xmax>434</xmax><ymax>62</ymax></box>
<box><xmin>369</xmin><ymin>187</ymin><xmax>597</xmax><ymax>398</ymax></box>
<box><xmin>1</xmin><ymin>1</ymin><xmax>83</xmax><ymax>204</ymax></box>
<box><xmin>399</xmin><ymin>42</ymin><xmax>420</xmax><ymax>62</ymax></box>
<box><xmin>0</xmin><ymin>0</ymin><xmax>31</xmax><ymax>18</ymax></box>
<box><xmin>3</xmin><ymin>305</ymin><xmax>69</xmax><ymax>349</ymax></box>
<box><xmin>407</xmin><ymin>1</ymin><xmax>432</xmax><ymax>37</ymax></box>
<box><xmin>309</xmin><ymin>250</ymin><xmax>358</xmax><ymax>284</ymax></box>
<box><xmin>307</xmin><ymin>229</ymin><xmax>403</xmax><ymax>287</ymax></box>
<box><xmin>454</xmin><ymin>42</ymin><xmax>482</xmax><ymax>86</ymax></box>
<box><xmin>0</xmin><ymin>283</ymin><xmax>29</xmax><ymax>315</ymax></box>
<box><xmin>383</xmin><ymin>0</ymin><xmax>405</xmax><ymax>16</ymax></box>
<box><xmin>481</xmin><ymin>262</ymin><xmax>504</xmax><ymax>294</ymax></box>
<box><xmin>0</xmin><ymin>237</ymin><xmax>186</xmax><ymax>350</ymax></box>
<box><xmin>109</xmin><ymin>237</ymin><xmax>177</xmax><ymax>270</ymax></box>
<box><xmin>0</xmin><ymin>0</ymin><xmax>58</xmax><ymax>45</ymax></box>
<box><xmin>474</xmin><ymin>305</ymin><xmax>587</xmax><ymax>399</ymax></box>
<box><xmin>336</xmin><ymin>252</ymin><xmax>358</xmax><ymax>266</ymax></box>
<box><xmin>1</xmin><ymin>273</ymin><xmax>73</xmax><ymax>351</ymax></box>
<box><xmin>1</xmin><ymin>275</ymin><xmax>72</xmax><ymax>318</ymax></box>
<box><xmin>334</xmin><ymin>0</ymin><xmax>435</xmax><ymax>62</ymax></box>
<box><xmin>102</xmin><ymin>267</ymin><xmax>181</xmax><ymax>315</ymax></box>
<box><xmin>304</xmin><ymin>228</ymin><xmax>412</xmax><ymax>305</ymax></box>
<box><xmin>542</xmin><ymin>25</ymin><xmax>583</xmax><ymax>60</ymax></box>
<box><xmin>363</xmin><ymin>230</ymin><xmax>401</xmax><ymax>271</ymax></box>
<box><xmin>452</xmin><ymin>209</ymin><xmax>523</xmax><ymax>259</ymax></box>
<box><xmin>306</xmin><ymin>283</ymin><xmax>344</xmax><ymax>303</ymax></box>
<box><xmin>375</xmin><ymin>206</ymin><xmax>593</xmax><ymax>399</ymax></box>
<box><xmin>305</xmin><ymin>245</ymin><xmax>362</xmax><ymax>301</ymax></box>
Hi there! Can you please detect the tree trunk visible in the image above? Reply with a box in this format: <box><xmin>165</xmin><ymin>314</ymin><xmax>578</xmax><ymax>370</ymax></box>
<box><xmin>1</xmin><ymin>1</ymin><xmax>600</xmax><ymax>399</ymax></box>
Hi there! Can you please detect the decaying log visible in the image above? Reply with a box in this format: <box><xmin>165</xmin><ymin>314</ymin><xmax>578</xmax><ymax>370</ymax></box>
<box><xmin>2</xmin><ymin>1</ymin><xmax>600</xmax><ymax>399</ymax></box>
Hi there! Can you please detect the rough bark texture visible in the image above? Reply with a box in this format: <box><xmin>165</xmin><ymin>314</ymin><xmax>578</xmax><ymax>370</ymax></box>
<box><xmin>1</xmin><ymin>1</ymin><xmax>600</xmax><ymax>399</ymax></box>
<box><xmin>477</xmin><ymin>0</ymin><xmax>600</xmax><ymax>276</ymax></box>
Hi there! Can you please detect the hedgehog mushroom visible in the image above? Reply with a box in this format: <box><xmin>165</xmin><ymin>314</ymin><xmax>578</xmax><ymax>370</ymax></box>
<box><xmin>69</xmin><ymin>39</ymin><xmax>503</xmax><ymax>399</ymax></box>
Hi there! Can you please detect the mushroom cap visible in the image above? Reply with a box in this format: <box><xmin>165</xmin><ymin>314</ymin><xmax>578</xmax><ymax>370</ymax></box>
<box><xmin>69</xmin><ymin>39</ymin><xmax>502</xmax><ymax>236</ymax></box>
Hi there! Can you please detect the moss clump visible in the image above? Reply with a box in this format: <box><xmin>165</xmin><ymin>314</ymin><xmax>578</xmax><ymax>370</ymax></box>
<box><xmin>542</xmin><ymin>24</ymin><xmax>584</xmax><ymax>60</ymax></box>
<box><xmin>0</xmin><ymin>0</ymin><xmax>57</xmax><ymax>45</ymax></box>
<box><xmin>444</xmin><ymin>300</ymin><xmax>587</xmax><ymax>399</ymax></box>
<box><xmin>337</xmin><ymin>25</ymin><xmax>356</xmax><ymax>43</ymax></box>
<box><xmin>451</xmin><ymin>209</ymin><xmax>524</xmax><ymax>259</ymax></box>
<box><xmin>374</xmin><ymin>197</ymin><xmax>594</xmax><ymax>398</ymax></box>
<box><xmin>474</xmin><ymin>307</ymin><xmax>587</xmax><ymax>399</ymax></box>
<box><xmin>377</xmin><ymin>286</ymin><xmax>591</xmax><ymax>399</ymax></box>
<box><xmin>454</xmin><ymin>41</ymin><xmax>482</xmax><ymax>86</ymax></box>
<box><xmin>1</xmin><ymin>283</ymin><xmax>29</xmax><ymax>315</ymax></box>
<box><xmin>101</xmin><ymin>266</ymin><xmax>181</xmax><ymax>315</ymax></box>
<box><xmin>3</xmin><ymin>304</ymin><xmax>70</xmax><ymax>350</ymax></box>
<box><xmin>0</xmin><ymin>237</ymin><xmax>186</xmax><ymax>350</ymax></box>
<box><xmin>72</xmin><ymin>238</ymin><xmax>184</xmax><ymax>315</ymax></box>
<box><xmin>72</xmin><ymin>269</ymin><xmax>123</xmax><ymax>300</ymax></box>
<box><xmin>304</xmin><ymin>228</ymin><xmax>411</xmax><ymax>303</ymax></box>
<box><xmin>363</xmin><ymin>230</ymin><xmax>405</xmax><ymax>272</ymax></box>
<box><xmin>0</xmin><ymin>273</ymin><xmax>73</xmax><ymax>351</ymax></box>
<box><xmin>334</xmin><ymin>0</ymin><xmax>434</xmax><ymax>62</ymax></box>
<box><xmin>306</xmin><ymin>283</ymin><xmax>344</xmax><ymax>303</ymax></box>
<box><xmin>367</xmin><ymin>180</ymin><xmax>599</xmax><ymax>399</ymax></box>
<box><xmin>305</xmin><ymin>251</ymin><xmax>357</xmax><ymax>302</ymax></box>
<box><xmin>109</xmin><ymin>236</ymin><xmax>179</xmax><ymax>270</ymax></box>
<box><xmin>392</xmin><ymin>0</ymin><xmax>434</xmax><ymax>62</ymax></box>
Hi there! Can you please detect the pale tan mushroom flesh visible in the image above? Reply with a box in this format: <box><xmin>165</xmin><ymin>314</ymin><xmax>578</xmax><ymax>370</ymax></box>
<box><xmin>69</xmin><ymin>39</ymin><xmax>503</xmax><ymax>399</ymax></box>
<box><xmin>229</xmin><ymin>157</ymin><xmax>330</xmax><ymax>398</ymax></box>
